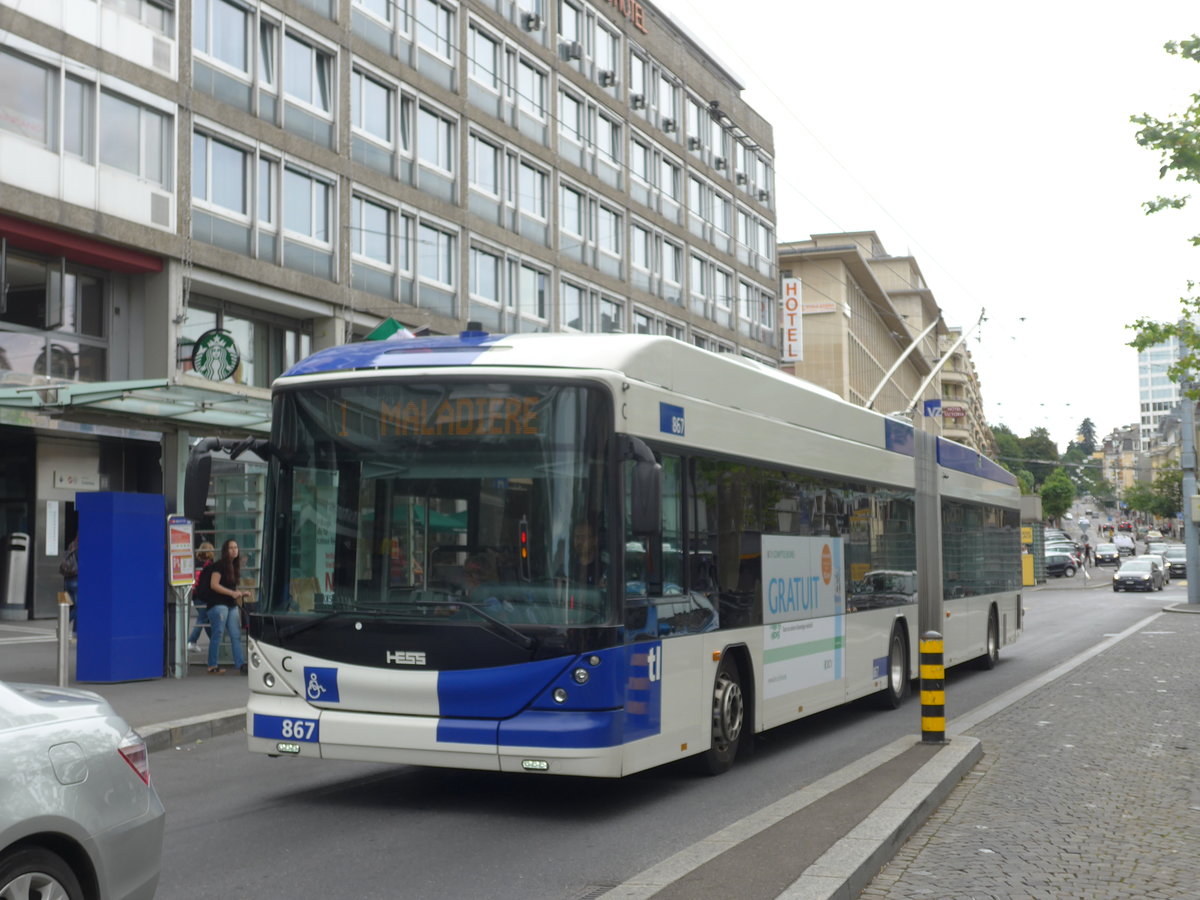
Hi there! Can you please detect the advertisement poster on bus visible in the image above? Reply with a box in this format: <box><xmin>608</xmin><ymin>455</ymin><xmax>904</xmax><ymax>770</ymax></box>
<box><xmin>761</xmin><ymin>535</ymin><xmax>845</xmax><ymax>699</ymax></box>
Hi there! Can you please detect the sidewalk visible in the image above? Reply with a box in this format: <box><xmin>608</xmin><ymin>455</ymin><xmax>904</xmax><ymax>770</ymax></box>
<box><xmin>0</xmin><ymin>619</ymin><xmax>247</xmax><ymax>752</ymax></box>
<box><xmin>861</xmin><ymin>604</ymin><xmax>1200</xmax><ymax>898</ymax></box>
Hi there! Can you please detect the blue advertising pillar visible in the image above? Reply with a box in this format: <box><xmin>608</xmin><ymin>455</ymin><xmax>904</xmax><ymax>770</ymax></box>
<box><xmin>76</xmin><ymin>492</ymin><xmax>166</xmax><ymax>682</ymax></box>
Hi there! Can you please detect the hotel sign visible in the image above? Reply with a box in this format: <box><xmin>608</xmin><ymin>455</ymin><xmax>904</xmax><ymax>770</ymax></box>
<box><xmin>601</xmin><ymin>0</ymin><xmax>648</xmax><ymax>33</ymax></box>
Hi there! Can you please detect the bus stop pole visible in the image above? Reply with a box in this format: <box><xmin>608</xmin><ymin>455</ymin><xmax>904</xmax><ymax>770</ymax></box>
<box><xmin>1182</xmin><ymin>382</ymin><xmax>1199</xmax><ymax>605</ymax></box>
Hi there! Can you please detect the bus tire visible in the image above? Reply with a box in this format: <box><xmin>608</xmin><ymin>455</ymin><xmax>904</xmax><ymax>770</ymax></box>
<box><xmin>878</xmin><ymin>625</ymin><xmax>909</xmax><ymax>709</ymax></box>
<box><xmin>696</xmin><ymin>655</ymin><xmax>744</xmax><ymax>776</ymax></box>
<box><xmin>976</xmin><ymin>608</ymin><xmax>1000</xmax><ymax>670</ymax></box>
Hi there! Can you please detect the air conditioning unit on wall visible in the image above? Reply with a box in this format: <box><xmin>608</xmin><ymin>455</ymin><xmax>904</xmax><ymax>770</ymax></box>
<box><xmin>598</xmin><ymin>70</ymin><xmax>617</xmax><ymax>87</ymax></box>
<box><xmin>522</xmin><ymin>11</ymin><xmax>542</xmax><ymax>30</ymax></box>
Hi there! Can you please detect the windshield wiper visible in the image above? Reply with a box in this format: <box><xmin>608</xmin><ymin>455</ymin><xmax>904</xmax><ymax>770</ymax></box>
<box><xmin>277</xmin><ymin>608</ymin><xmax>390</xmax><ymax>639</ymax></box>
<box><xmin>416</xmin><ymin>600</ymin><xmax>536</xmax><ymax>651</ymax></box>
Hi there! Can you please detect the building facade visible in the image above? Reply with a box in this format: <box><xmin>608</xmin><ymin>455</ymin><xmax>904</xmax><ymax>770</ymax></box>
<box><xmin>777</xmin><ymin>231</ymin><xmax>994</xmax><ymax>456</ymax></box>
<box><xmin>0</xmin><ymin>0</ymin><xmax>778</xmax><ymax>617</ymax></box>
<box><xmin>1138</xmin><ymin>334</ymin><xmax>1182</xmax><ymax>451</ymax></box>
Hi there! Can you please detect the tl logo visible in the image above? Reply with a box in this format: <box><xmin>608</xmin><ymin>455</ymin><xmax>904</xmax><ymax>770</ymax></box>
<box><xmin>646</xmin><ymin>645</ymin><xmax>661</xmax><ymax>682</ymax></box>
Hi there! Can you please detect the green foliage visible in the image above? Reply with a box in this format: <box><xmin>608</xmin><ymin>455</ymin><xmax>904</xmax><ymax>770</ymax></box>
<box><xmin>1039</xmin><ymin>469</ymin><xmax>1076</xmax><ymax>521</ymax></box>
<box><xmin>1021</xmin><ymin>428</ymin><xmax>1059</xmax><ymax>486</ymax></box>
<box><xmin>1123</xmin><ymin>468</ymin><xmax>1182</xmax><ymax>519</ymax></box>
<box><xmin>1016</xmin><ymin>469</ymin><xmax>1036</xmax><ymax>495</ymax></box>
<box><xmin>1129</xmin><ymin>38</ymin><xmax>1200</xmax><ymax>381</ymax></box>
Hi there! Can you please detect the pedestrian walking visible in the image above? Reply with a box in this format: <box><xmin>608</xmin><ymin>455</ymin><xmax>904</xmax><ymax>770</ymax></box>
<box><xmin>59</xmin><ymin>535</ymin><xmax>78</xmax><ymax>632</ymax></box>
<box><xmin>1084</xmin><ymin>542</ymin><xmax>1093</xmax><ymax>567</ymax></box>
<box><xmin>203</xmin><ymin>539</ymin><xmax>250</xmax><ymax>675</ymax></box>
<box><xmin>186</xmin><ymin>542</ymin><xmax>215</xmax><ymax>652</ymax></box>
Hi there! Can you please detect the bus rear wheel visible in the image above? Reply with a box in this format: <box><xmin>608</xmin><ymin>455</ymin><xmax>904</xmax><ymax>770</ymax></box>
<box><xmin>696</xmin><ymin>655</ymin><xmax>744</xmax><ymax>776</ymax></box>
<box><xmin>976</xmin><ymin>609</ymin><xmax>1000</xmax><ymax>670</ymax></box>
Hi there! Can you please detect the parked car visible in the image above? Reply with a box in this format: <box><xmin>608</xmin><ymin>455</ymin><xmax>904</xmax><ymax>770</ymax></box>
<box><xmin>1045</xmin><ymin>549</ymin><xmax>1078</xmax><ymax>578</ymax></box>
<box><xmin>1113</xmin><ymin>558</ymin><xmax>1164</xmax><ymax>592</ymax></box>
<box><xmin>1094</xmin><ymin>543</ymin><xmax>1121</xmax><ymax>566</ymax></box>
<box><xmin>0</xmin><ymin>681</ymin><xmax>165</xmax><ymax>900</ymax></box>
<box><xmin>1045</xmin><ymin>541</ymin><xmax>1079</xmax><ymax>555</ymax></box>
<box><xmin>1164</xmin><ymin>546</ymin><xmax>1187</xmax><ymax>579</ymax></box>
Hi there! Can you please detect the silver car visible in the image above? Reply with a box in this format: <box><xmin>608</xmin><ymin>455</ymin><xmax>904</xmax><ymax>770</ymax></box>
<box><xmin>0</xmin><ymin>681</ymin><xmax>165</xmax><ymax>899</ymax></box>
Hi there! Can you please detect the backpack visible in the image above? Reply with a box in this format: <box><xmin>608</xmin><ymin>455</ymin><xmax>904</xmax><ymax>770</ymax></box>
<box><xmin>59</xmin><ymin>541</ymin><xmax>78</xmax><ymax>578</ymax></box>
<box><xmin>194</xmin><ymin>561</ymin><xmax>216</xmax><ymax>606</ymax></box>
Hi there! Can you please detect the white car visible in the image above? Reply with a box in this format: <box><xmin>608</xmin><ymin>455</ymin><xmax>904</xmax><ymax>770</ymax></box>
<box><xmin>0</xmin><ymin>681</ymin><xmax>165</xmax><ymax>899</ymax></box>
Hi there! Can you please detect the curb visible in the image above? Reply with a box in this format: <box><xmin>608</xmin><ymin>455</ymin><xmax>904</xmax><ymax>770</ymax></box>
<box><xmin>139</xmin><ymin>708</ymin><xmax>246</xmax><ymax>753</ymax></box>
<box><xmin>777</xmin><ymin>735</ymin><xmax>983</xmax><ymax>900</ymax></box>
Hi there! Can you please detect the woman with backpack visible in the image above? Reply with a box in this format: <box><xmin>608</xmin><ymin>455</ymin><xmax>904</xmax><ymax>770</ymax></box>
<box><xmin>203</xmin><ymin>539</ymin><xmax>250</xmax><ymax>675</ymax></box>
<box><xmin>186</xmin><ymin>542</ymin><xmax>215</xmax><ymax>653</ymax></box>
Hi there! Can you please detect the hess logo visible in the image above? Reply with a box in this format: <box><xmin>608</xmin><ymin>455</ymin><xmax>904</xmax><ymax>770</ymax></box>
<box><xmin>386</xmin><ymin>650</ymin><xmax>427</xmax><ymax>666</ymax></box>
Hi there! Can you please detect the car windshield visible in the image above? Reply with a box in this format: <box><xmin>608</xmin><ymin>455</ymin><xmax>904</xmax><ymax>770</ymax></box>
<box><xmin>1165</xmin><ymin>547</ymin><xmax>1187</xmax><ymax>559</ymax></box>
<box><xmin>1097</xmin><ymin>544</ymin><xmax>1117</xmax><ymax>552</ymax></box>
<box><xmin>1120</xmin><ymin>560</ymin><xmax>1154</xmax><ymax>572</ymax></box>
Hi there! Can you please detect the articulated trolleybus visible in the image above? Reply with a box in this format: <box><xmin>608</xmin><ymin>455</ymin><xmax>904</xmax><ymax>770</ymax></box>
<box><xmin>217</xmin><ymin>330</ymin><xmax>1021</xmax><ymax>777</ymax></box>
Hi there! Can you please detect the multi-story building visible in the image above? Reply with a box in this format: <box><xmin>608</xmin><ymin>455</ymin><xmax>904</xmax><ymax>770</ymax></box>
<box><xmin>0</xmin><ymin>0</ymin><xmax>778</xmax><ymax>617</ymax></box>
<box><xmin>937</xmin><ymin>329</ymin><xmax>995</xmax><ymax>457</ymax></box>
<box><xmin>776</xmin><ymin>231</ymin><xmax>994</xmax><ymax>455</ymax></box>
<box><xmin>1138</xmin><ymin>334</ymin><xmax>1182</xmax><ymax>450</ymax></box>
<box><xmin>1102</xmin><ymin>424</ymin><xmax>1141</xmax><ymax>500</ymax></box>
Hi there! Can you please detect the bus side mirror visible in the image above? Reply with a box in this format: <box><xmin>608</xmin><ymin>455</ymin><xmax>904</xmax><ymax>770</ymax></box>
<box><xmin>631</xmin><ymin>459</ymin><xmax>662</xmax><ymax>535</ymax></box>
<box><xmin>623</xmin><ymin>436</ymin><xmax>662</xmax><ymax>536</ymax></box>
<box><xmin>184</xmin><ymin>443</ymin><xmax>216</xmax><ymax>520</ymax></box>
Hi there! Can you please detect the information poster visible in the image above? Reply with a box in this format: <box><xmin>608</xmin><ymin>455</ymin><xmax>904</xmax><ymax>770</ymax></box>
<box><xmin>761</xmin><ymin>535</ymin><xmax>845</xmax><ymax>699</ymax></box>
<box><xmin>167</xmin><ymin>516</ymin><xmax>195</xmax><ymax>586</ymax></box>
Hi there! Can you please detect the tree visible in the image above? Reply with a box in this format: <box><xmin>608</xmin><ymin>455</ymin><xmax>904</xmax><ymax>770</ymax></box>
<box><xmin>1021</xmin><ymin>428</ymin><xmax>1060</xmax><ymax>487</ymax></box>
<box><xmin>1039</xmin><ymin>469</ymin><xmax>1075</xmax><ymax>522</ymax></box>
<box><xmin>1076</xmin><ymin>418</ymin><xmax>1097</xmax><ymax>455</ymax></box>
<box><xmin>1129</xmin><ymin>37</ymin><xmax>1200</xmax><ymax>379</ymax></box>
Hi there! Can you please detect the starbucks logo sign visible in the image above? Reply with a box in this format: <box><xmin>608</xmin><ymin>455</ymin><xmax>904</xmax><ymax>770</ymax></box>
<box><xmin>191</xmin><ymin>329</ymin><xmax>240</xmax><ymax>381</ymax></box>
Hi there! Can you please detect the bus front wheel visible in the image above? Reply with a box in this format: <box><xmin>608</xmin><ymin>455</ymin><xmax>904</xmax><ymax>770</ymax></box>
<box><xmin>878</xmin><ymin>626</ymin><xmax>910</xmax><ymax>709</ymax></box>
<box><xmin>696</xmin><ymin>655</ymin><xmax>744</xmax><ymax>776</ymax></box>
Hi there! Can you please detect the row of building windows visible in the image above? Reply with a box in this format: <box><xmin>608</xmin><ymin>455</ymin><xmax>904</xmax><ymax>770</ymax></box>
<box><xmin>191</xmin><ymin>119</ymin><xmax>776</xmax><ymax>339</ymax></box>
<box><xmin>0</xmin><ymin>40</ymin><xmax>774</xmax><ymax>277</ymax></box>
<box><xmin>191</xmin><ymin>0</ymin><xmax>773</xmax><ymax>199</ymax></box>
<box><xmin>0</xmin><ymin>47</ymin><xmax>173</xmax><ymax>187</ymax></box>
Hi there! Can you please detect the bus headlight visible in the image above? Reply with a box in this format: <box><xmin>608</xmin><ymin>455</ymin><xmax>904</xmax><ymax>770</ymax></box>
<box><xmin>572</xmin><ymin>668</ymin><xmax>589</xmax><ymax>684</ymax></box>
<box><xmin>553</xmin><ymin>688</ymin><xmax>568</xmax><ymax>703</ymax></box>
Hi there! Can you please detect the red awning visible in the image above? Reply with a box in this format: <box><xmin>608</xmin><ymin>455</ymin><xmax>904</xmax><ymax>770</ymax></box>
<box><xmin>0</xmin><ymin>213</ymin><xmax>163</xmax><ymax>273</ymax></box>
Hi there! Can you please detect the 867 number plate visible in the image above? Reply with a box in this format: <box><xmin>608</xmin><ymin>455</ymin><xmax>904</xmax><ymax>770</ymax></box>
<box><xmin>253</xmin><ymin>714</ymin><xmax>320</xmax><ymax>742</ymax></box>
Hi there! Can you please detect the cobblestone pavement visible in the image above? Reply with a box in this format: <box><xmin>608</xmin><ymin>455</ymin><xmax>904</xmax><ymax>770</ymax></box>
<box><xmin>860</xmin><ymin>610</ymin><xmax>1200</xmax><ymax>900</ymax></box>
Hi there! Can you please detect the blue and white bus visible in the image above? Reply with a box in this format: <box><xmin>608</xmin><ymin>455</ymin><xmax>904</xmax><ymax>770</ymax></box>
<box><xmin>214</xmin><ymin>330</ymin><xmax>1021</xmax><ymax>777</ymax></box>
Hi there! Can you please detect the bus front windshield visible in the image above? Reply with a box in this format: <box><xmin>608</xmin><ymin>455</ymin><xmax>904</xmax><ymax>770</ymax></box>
<box><xmin>265</xmin><ymin>379</ymin><xmax>614</xmax><ymax>628</ymax></box>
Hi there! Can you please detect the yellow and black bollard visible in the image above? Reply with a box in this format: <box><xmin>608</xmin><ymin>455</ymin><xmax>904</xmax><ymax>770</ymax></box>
<box><xmin>920</xmin><ymin>631</ymin><xmax>946</xmax><ymax>744</ymax></box>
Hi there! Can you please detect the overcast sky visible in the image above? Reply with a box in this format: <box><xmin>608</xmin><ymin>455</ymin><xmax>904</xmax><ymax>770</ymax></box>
<box><xmin>652</xmin><ymin>0</ymin><xmax>1200</xmax><ymax>451</ymax></box>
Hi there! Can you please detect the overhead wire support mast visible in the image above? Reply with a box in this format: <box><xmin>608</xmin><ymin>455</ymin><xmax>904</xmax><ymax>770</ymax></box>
<box><xmin>865</xmin><ymin>315</ymin><xmax>942</xmax><ymax>411</ymax></box>
<box><xmin>904</xmin><ymin>308</ymin><xmax>987</xmax><ymax>419</ymax></box>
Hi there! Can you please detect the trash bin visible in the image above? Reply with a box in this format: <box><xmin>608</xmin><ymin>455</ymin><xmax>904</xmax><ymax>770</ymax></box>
<box><xmin>0</xmin><ymin>532</ymin><xmax>31</xmax><ymax>620</ymax></box>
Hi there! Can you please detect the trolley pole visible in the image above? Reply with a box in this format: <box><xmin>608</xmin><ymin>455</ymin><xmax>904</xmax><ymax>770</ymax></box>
<box><xmin>1183</xmin><ymin>380</ymin><xmax>1199</xmax><ymax>605</ymax></box>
